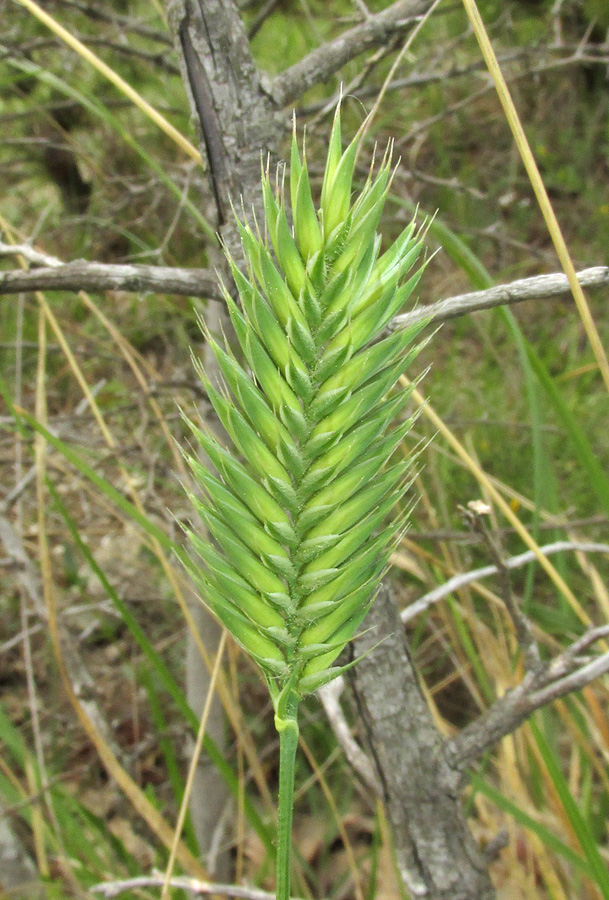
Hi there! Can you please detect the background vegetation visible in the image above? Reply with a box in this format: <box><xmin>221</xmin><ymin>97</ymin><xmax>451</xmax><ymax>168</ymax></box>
<box><xmin>0</xmin><ymin>0</ymin><xmax>608</xmax><ymax>897</ymax></box>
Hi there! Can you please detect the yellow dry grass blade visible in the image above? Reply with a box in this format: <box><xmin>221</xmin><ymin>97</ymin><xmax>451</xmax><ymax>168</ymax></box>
<box><xmin>402</xmin><ymin>376</ymin><xmax>594</xmax><ymax>628</ymax></box>
<box><xmin>25</xmin><ymin>760</ymin><xmax>48</xmax><ymax>878</ymax></box>
<box><xmin>14</xmin><ymin>0</ymin><xmax>202</xmax><ymax>164</ymax></box>
<box><xmin>461</xmin><ymin>0</ymin><xmax>609</xmax><ymax>396</ymax></box>
<box><xmin>161</xmin><ymin>630</ymin><xmax>227</xmax><ymax>900</ymax></box>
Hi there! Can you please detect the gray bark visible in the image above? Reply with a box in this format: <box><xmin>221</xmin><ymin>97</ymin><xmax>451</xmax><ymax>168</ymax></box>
<box><xmin>350</xmin><ymin>585</ymin><xmax>495</xmax><ymax>900</ymax></box>
<box><xmin>166</xmin><ymin>0</ymin><xmax>283</xmax><ymax>230</ymax></box>
<box><xmin>392</xmin><ymin>266</ymin><xmax>609</xmax><ymax>331</ymax></box>
<box><xmin>0</xmin><ymin>261</ymin><xmax>222</xmax><ymax>299</ymax></box>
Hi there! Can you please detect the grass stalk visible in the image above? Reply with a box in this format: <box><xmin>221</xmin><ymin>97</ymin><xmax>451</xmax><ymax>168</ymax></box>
<box><xmin>461</xmin><ymin>0</ymin><xmax>609</xmax><ymax>395</ymax></box>
<box><xmin>275</xmin><ymin>694</ymin><xmax>300</xmax><ymax>900</ymax></box>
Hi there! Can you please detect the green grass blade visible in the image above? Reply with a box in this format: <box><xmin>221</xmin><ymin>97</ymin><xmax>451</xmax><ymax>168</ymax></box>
<box><xmin>140</xmin><ymin>668</ymin><xmax>199</xmax><ymax>854</ymax></box>
<box><xmin>470</xmin><ymin>773</ymin><xmax>593</xmax><ymax>877</ymax></box>
<box><xmin>388</xmin><ymin>195</ymin><xmax>609</xmax><ymax>523</ymax></box>
<box><xmin>530</xmin><ymin>719</ymin><xmax>609</xmax><ymax>897</ymax></box>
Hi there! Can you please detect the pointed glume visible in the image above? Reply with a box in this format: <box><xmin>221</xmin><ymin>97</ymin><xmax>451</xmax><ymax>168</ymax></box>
<box><xmin>182</xmin><ymin>105</ymin><xmax>428</xmax><ymax>696</ymax></box>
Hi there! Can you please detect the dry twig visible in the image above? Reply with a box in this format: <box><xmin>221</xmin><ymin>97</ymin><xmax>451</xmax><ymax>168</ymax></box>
<box><xmin>402</xmin><ymin>540</ymin><xmax>609</xmax><ymax>623</ymax></box>
<box><xmin>266</xmin><ymin>0</ymin><xmax>435</xmax><ymax>105</ymax></box>
<box><xmin>393</xmin><ymin>266</ymin><xmax>609</xmax><ymax>330</ymax></box>
<box><xmin>0</xmin><ymin>242</ymin><xmax>221</xmax><ymax>299</ymax></box>
<box><xmin>90</xmin><ymin>875</ymin><xmax>298</xmax><ymax>900</ymax></box>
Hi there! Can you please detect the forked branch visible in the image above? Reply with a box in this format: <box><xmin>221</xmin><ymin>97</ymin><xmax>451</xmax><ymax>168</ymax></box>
<box><xmin>447</xmin><ymin>626</ymin><xmax>609</xmax><ymax>773</ymax></box>
<box><xmin>266</xmin><ymin>0</ymin><xmax>436</xmax><ymax>105</ymax></box>
<box><xmin>325</xmin><ymin>584</ymin><xmax>609</xmax><ymax>898</ymax></box>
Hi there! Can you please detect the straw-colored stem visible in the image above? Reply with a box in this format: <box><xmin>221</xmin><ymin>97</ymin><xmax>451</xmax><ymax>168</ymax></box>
<box><xmin>275</xmin><ymin>694</ymin><xmax>299</xmax><ymax>900</ymax></box>
<box><xmin>460</xmin><ymin>0</ymin><xmax>609</xmax><ymax>396</ymax></box>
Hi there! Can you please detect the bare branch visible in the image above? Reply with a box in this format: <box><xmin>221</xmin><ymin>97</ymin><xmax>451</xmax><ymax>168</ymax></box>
<box><xmin>90</xmin><ymin>875</ymin><xmax>294</xmax><ymax>900</ymax></box>
<box><xmin>0</xmin><ymin>241</ymin><xmax>63</xmax><ymax>267</ymax></box>
<box><xmin>0</xmin><ymin>260</ymin><xmax>222</xmax><ymax>299</ymax></box>
<box><xmin>447</xmin><ymin>625</ymin><xmax>609</xmax><ymax>773</ymax></box>
<box><xmin>460</xmin><ymin>502</ymin><xmax>541</xmax><ymax>672</ymax></box>
<box><xmin>318</xmin><ymin>678</ymin><xmax>381</xmax><ymax>793</ymax></box>
<box><xmin>402</xmin><ymin>541</ymin><xmax>609</xmax><ymax>623</ymax></box>
<box><xmin>527</xmin><ymin>648</ymin><xmax>609</xmax><ymax>708</ymax></box>
<box><xmin>549</xmin><ymin>623</ymin><xmax>609</xmax><ymax>669</ymax></box>
<box><xmin>2</xmin><ymin>242</ymin><xmax>606</xmax><ymax>322</ymax></box>
<box><xmin>266</xmin><ymin>0</ymin><xmax>435</xmax><ymax>106</ymax></box>
<box><xmin>392</xmin><ymin>266</ymin><xmax>609</xmax><ymax>330</ymax></box>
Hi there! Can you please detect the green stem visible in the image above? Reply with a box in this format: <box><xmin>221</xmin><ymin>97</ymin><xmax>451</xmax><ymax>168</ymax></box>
<box><xmin>275</xmin><ymin>693</ymin><xmax>299</xmax><ymax>900</ymax></box>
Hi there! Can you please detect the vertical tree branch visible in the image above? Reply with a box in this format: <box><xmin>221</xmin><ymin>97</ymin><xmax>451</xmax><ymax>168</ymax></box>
<box><xmin>350</xmin><ymin>584</ymin><xmax>495</xmax><ymax>899</ymax></box>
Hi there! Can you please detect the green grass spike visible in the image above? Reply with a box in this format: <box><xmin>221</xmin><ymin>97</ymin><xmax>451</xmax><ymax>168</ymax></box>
<box><xmin>179</xmin><ymin>103</ymin><xmax>431</xmax><ymax>900</ymax></box>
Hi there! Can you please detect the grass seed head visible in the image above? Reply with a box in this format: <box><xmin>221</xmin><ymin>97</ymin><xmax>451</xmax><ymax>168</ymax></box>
<box><xmin>181</xmin><ymin>105</ymin><xmax>428</xmax><ymax>700</ymax></box>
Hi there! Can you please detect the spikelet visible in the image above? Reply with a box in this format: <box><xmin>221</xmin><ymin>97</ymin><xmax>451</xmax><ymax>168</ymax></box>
<box><xmin>180</xmin><ymin>104</ymin><xmax>429</xmax><ymax>706</ymax></box>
